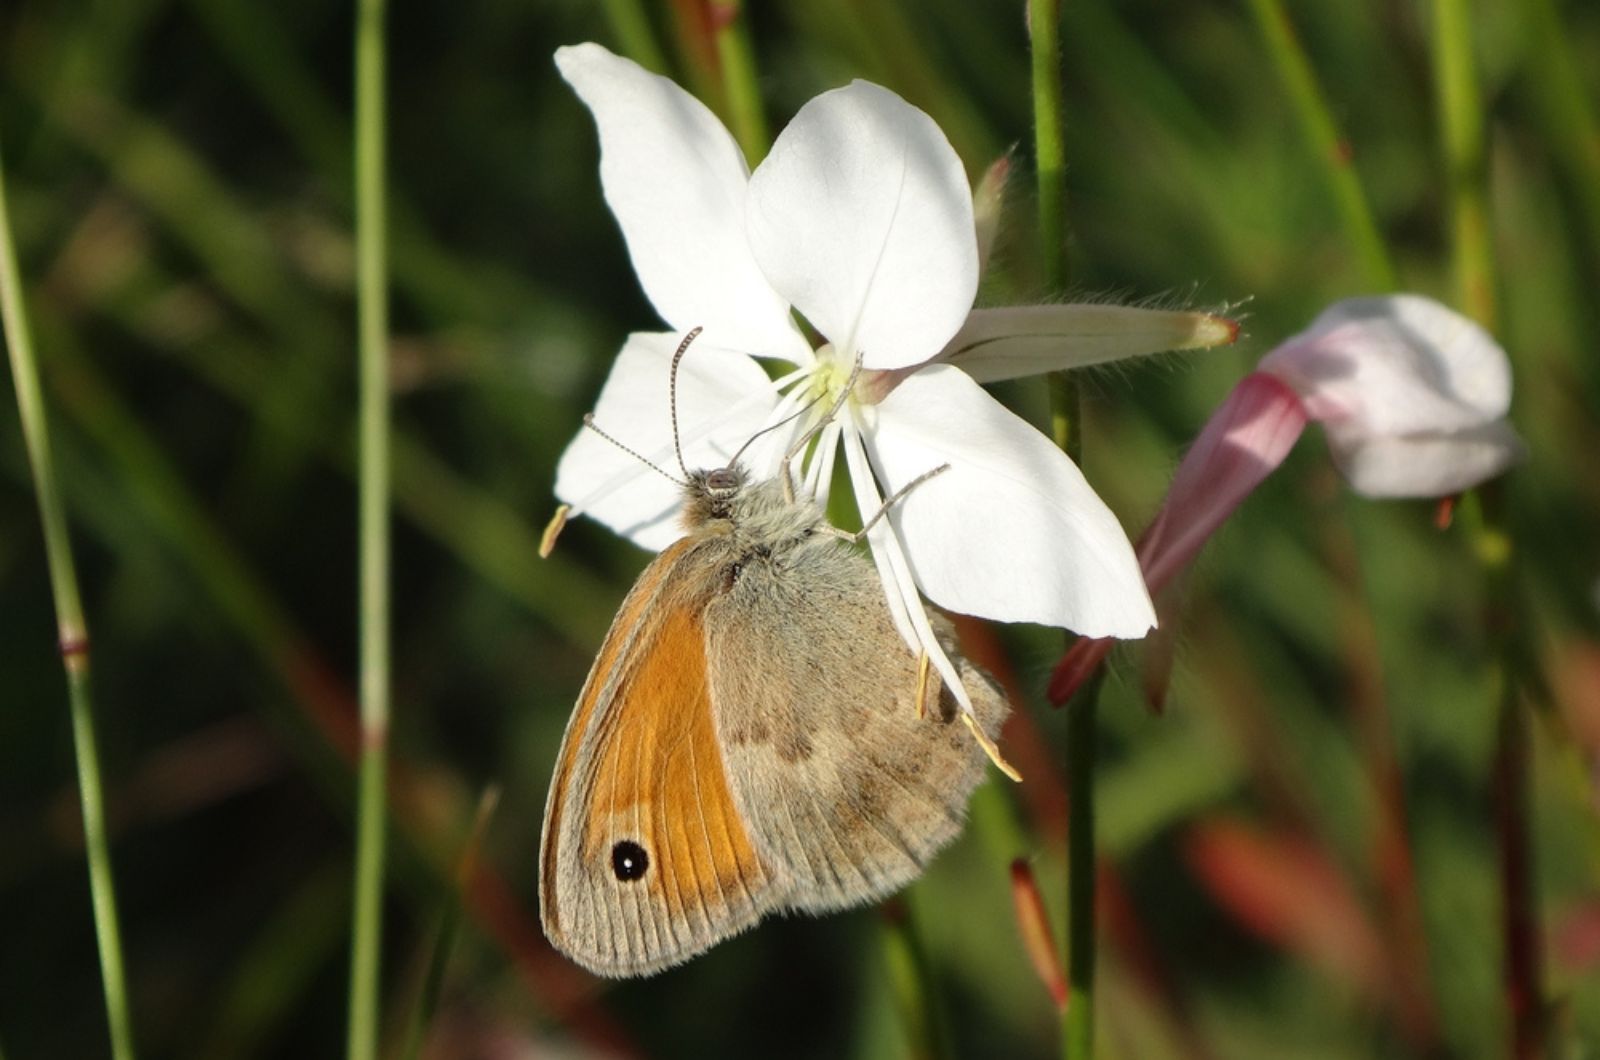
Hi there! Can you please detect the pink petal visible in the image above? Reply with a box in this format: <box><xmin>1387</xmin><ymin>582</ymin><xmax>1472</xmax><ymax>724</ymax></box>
<box><xmin>1139</xmin><ymin>372</ymin><xmax>1308</xmax><ymax>595</ymax></box>
<box><xmin>1049</xmin><ymin>372</ymin><xmax>1307</xmax><ymax>704</ymax></box>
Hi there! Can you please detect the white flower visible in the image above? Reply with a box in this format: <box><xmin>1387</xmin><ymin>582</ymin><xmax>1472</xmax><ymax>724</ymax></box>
<box><xmin>1051</xmin><ymin>293</ymin><xmax>1526</xmax><ymax>706</ymax></box>
<box><xmin>1259</xmin><ymin>294</ymin><xmax>1525</xmax><ymax>497</ymax></box>
<box><xmin>548</xmin><ymin>43</ymin><xmax>1230</xmax><ymax>716</ymax></box>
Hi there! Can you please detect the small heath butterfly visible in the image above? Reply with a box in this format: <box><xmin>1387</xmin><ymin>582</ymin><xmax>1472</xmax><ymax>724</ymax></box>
<box><xmin>538</xmin><ymin>330</ymin><xmax>1010</xmax><ymax>977</ymax></box>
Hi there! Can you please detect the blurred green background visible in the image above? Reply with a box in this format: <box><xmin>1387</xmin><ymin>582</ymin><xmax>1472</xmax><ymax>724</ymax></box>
<box><xmin>3</xmin><ymin>0</ymin><xmax>1599</xmax><ymax>1056</ymax></box>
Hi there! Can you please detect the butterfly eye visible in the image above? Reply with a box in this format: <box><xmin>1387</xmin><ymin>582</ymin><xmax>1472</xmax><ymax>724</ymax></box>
<box><xmin>610</xmin><ymin>840</ymin><xmax>649</xmax><ymax>882</ymax></box>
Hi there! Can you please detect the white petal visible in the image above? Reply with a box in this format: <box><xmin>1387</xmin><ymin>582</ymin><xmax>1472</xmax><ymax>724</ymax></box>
<box><xmin>841</xmin><ymin>428</ymin><xmax>918</xmax><ymax>648</ymax></box>
<box><xmin>554</xmin><ymin>332</ymin><xmax>779</xmax><ymax>550</ymax></box>
<box><xmin>802</xmin><ymin>420</ymin><xmax>843</xmax><ymax>510</ymax></box>
<box><xmin>862</xmin><ymin>365</ymin><xmax>1155</xmax><ymax>636</ymax></box>
<box><xmin>1260</xmin><ymin>294</ymin><xmax>1510</xmax><ymax>435</ymax></box>
<box><xmin>745</xmin><ymin>81</ymin><xmax>977</xmax><ymax>370</ymax></box>
<box><xmin>554</xmin><ymin>44</ymin><xmax>810</xmax><ymax>363</ymax></box>
<box><xmin>944</xmin><ymin>305</ymin><xmax>1238</xmax><ymax>383</ymax></box>
<box><xmin>841</xmin><ymin>428</ymin><xmax>973</xmax><ymax>711</ymax></box>
<box><xmin>1326</xmin><ymin>421</ymin><xmax>1526</xmax><ymax>498</ymax></box>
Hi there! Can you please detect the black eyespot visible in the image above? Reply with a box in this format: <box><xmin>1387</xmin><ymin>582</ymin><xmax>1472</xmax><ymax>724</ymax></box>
<box><xmin>723</xmin><ymin>561</ymin><xmax>744</xmax><ymax>589</ymax></box>
<box><xmin>611</xmin><ymin>840</ymin><xmax>649</xmax><ymax>882</ymax></box>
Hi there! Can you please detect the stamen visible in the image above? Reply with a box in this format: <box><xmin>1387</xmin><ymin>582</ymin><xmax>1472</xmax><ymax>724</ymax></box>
<box><xmin>539</xmin><ymin>504</ymin><xmax>570</xmax><ymax>558</ymax></box>
<box><xmin>914</xmin><ymin>651</ymin><xmax>931</xmax><ymax>719</ymax></box>
<box><xmin>962</xmin><ymin>712</ymin><xmax>1022</xmax><ymax>780</ymax></box>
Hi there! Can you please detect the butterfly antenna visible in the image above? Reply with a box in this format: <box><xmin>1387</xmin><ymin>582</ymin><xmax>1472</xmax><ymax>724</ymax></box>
<box><xmin>581</xmin><ymin>414</ymin><xmax>687</xmax><ymax>487</ymax></box>
<box><xmin>668</xmin><ymin>326</ymin><xmax>703</xmax><ymax>480</ymax></box>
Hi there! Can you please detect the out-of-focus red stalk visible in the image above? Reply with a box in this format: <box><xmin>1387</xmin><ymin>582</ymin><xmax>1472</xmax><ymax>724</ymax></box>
<box><xmin>1011</xmin><ymin>859</ymin><xmax>1068</xmax><ymax>1011</ymax></box>
<box><xmin>1185</xmin><ymin>819</ymin><xmax>1387</xmax><ymax>994</ymax></box>
<box><xmin>1496</xmin><ymin>690</ymin><xmax>1542</xmax><ymax>1060</ymax></box>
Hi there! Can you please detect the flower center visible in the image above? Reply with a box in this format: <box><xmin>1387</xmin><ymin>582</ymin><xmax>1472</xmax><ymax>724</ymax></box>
<box><xmin>808</xmin><ymin>343</ymin><xmax>858</xmax><ymax>411</ymax></box>
<box><xmin>807</xmin><ymin>342</ymin><xmax>905</xmax><ymax>410</ymax></box>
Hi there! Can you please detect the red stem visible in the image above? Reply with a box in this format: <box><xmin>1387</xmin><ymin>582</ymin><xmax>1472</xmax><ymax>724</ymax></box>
<box><xmin>1495</xmin><ymin>693</ymin><xmax>1543</xmax><ymax>1059</ymax></box>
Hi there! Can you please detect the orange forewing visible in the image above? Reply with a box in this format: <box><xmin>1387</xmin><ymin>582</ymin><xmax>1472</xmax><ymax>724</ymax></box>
<box><xmin>542</xmin><ymin>541</ymin><xmax>689</xmax><ymax>934</ymax></box>
<box><xmin>543</xmin><ymin>539</ymin><xmax>768</xmax><ymax>934</ymax></box>
<box><xmin>584</xmin><ymin>602</ymin><xmax>767</xmax><ymax>915</ymax></box>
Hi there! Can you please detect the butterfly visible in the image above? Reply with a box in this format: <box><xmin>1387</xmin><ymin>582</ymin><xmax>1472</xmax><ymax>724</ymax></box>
<box><xmin>539</xmin><ymin>329</ymin><xmax>1010</xmax><ymax>977</ymax></box>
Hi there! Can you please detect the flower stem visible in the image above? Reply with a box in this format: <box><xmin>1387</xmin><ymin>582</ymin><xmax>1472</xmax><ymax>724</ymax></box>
<box><xmin>1432</xmin><ymin>0</ymin><xmax>1496</xmax><ymax>330</ymax></box>
<box><xmin>710</xmin><ymin>0</ymin><xmax>769</xmax><ymax>161</ymax></box>
<box><xmin>0</xmin><ymin>142</ymin><xmax>137</xmax><ymax>1060</ymax></box>
<box><xmin>601</xmin><ymin>0</ymin><xmax>670</xmax><ymax>74</ymax></box>
<box><xmin>1029</xmin><ymin>0</ymin><xmax>1067</xmax><ymax>298</ymax></box>
<box><xmin>1521</xmin><ymin>0</ymin><xmax>1600</xmax><ymax>254</ymax></box>
<box><xmin>1062</xmin><ymin>672</ymin><xmax>1099</xmax><ymax>1060</ymax></box>
<box><xmin>1432</xmin><ymin>4</ymin><xmax>1542</xmax><ymax>1055</ymax></box>
<box><xmin>347</xmin><ymin>0</ymin><xmax>391</xmax><ymax>1053</ymax></box>
<box><xmin>1245</xmin><ymin>0</ymin><xmax>1397</xmax><ymax>291</ymax></box>
<box><xmin>882</xmin><ymin>895</ymin><xmax>953</xmax><ymax>1060</ymax></box>
<box><xmin>1029</xmin><ymin>0</ymin><xmax>1081</xmax><ymax>458</ymax></box>
<box><xmin>1029</xmin><ymin>4</ymin><xmax>1096</xmax><ymax>1058</ymax></box>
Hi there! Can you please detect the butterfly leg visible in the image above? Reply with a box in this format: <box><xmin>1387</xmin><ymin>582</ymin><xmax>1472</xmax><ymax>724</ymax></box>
<box><xmin>823</xmin><ymin>463</ymin><xmax>951</xmax><ymax>543</ymax></box>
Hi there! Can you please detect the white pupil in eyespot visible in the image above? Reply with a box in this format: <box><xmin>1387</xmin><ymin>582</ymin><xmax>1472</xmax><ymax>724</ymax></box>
<box><xmin>611</xmin><ymin>840</ymin><xmax>648</xmax><ymax>881</ymax></box>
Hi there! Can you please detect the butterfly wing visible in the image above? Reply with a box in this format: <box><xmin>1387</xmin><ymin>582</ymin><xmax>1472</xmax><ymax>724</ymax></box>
<box><xmin>702</xmin><ymin>539</ymin><xmax>1008</xmax><ymax>914</ymax></box>
<box><xmin>539</xmin><ymin>539</ymin><xmax>778</xmax><ymax>977</ymax></box>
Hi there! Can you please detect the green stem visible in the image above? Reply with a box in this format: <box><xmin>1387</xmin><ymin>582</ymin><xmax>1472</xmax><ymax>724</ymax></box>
<box><xmin>0</xmin><ymin>142</ymin><xmax>136</xmax><ymax>1060</ymax></box>
<box><xmin>1433</xmin><ymin>0</ymin><xmax>1496</xmax><ymax>328</ymax></box>
<box><xmin>1029</xmin><ymin>4</ymin><xmax>1094</xmax><ymax>1057</ymax></box>
<box><xmin>1522</xmin><ymin>0</ymin><xmax>1600</xmax><ymax>254</ymax></box>
<box><xmin>1063</xmin><ymin>675</ymin><xmax>1099</xmax><ymax>1060</ymax></box>
<box><xmin>347</xmin><ymin>0</ymin><xmax>391</xmax><ymax>1053</ymax></box>
<box><xmin>1029</xmin><ymin>0</ymin><xmax>1067</xmax><ymax>298</ymax></box>
<box><xmin>27</xmin><ymin>336</ymin><xmax>629</xmax><ymax>1051</ymax></box>
<box><xmin>710</xmin><ymin>0</ymin><xmax>769</xmax><ymax>161</ymax></box>
<box><xmin>881</xmin><ymin>896</ymin><xmax>953</xmax><ymax>1060</ymax></box>
<box><xmin>1433</xmin><ymin>5</ymin><xmax>1540</xmax><ymax>1054</ymax></box>
<box><xmin>1245</xmin><ymin>0</ymin><xmax>1398</xmax><ymax>291</ymax></box>
<box><xmin>1031</xmin><ymin>0</ymin><xmax>1080</xmax><ymax>463</ymax></box>
<box><xmin>601</xmin><ymin>0</ymin><xmax>670</xmax><ymax>74</ymax></box>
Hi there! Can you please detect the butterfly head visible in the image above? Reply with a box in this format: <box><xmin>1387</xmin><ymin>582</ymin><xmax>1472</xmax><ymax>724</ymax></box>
<box><xmin>683</xmin><ymin>464</ymin><xmax>749</xmax><ymax>527</ymax></box>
